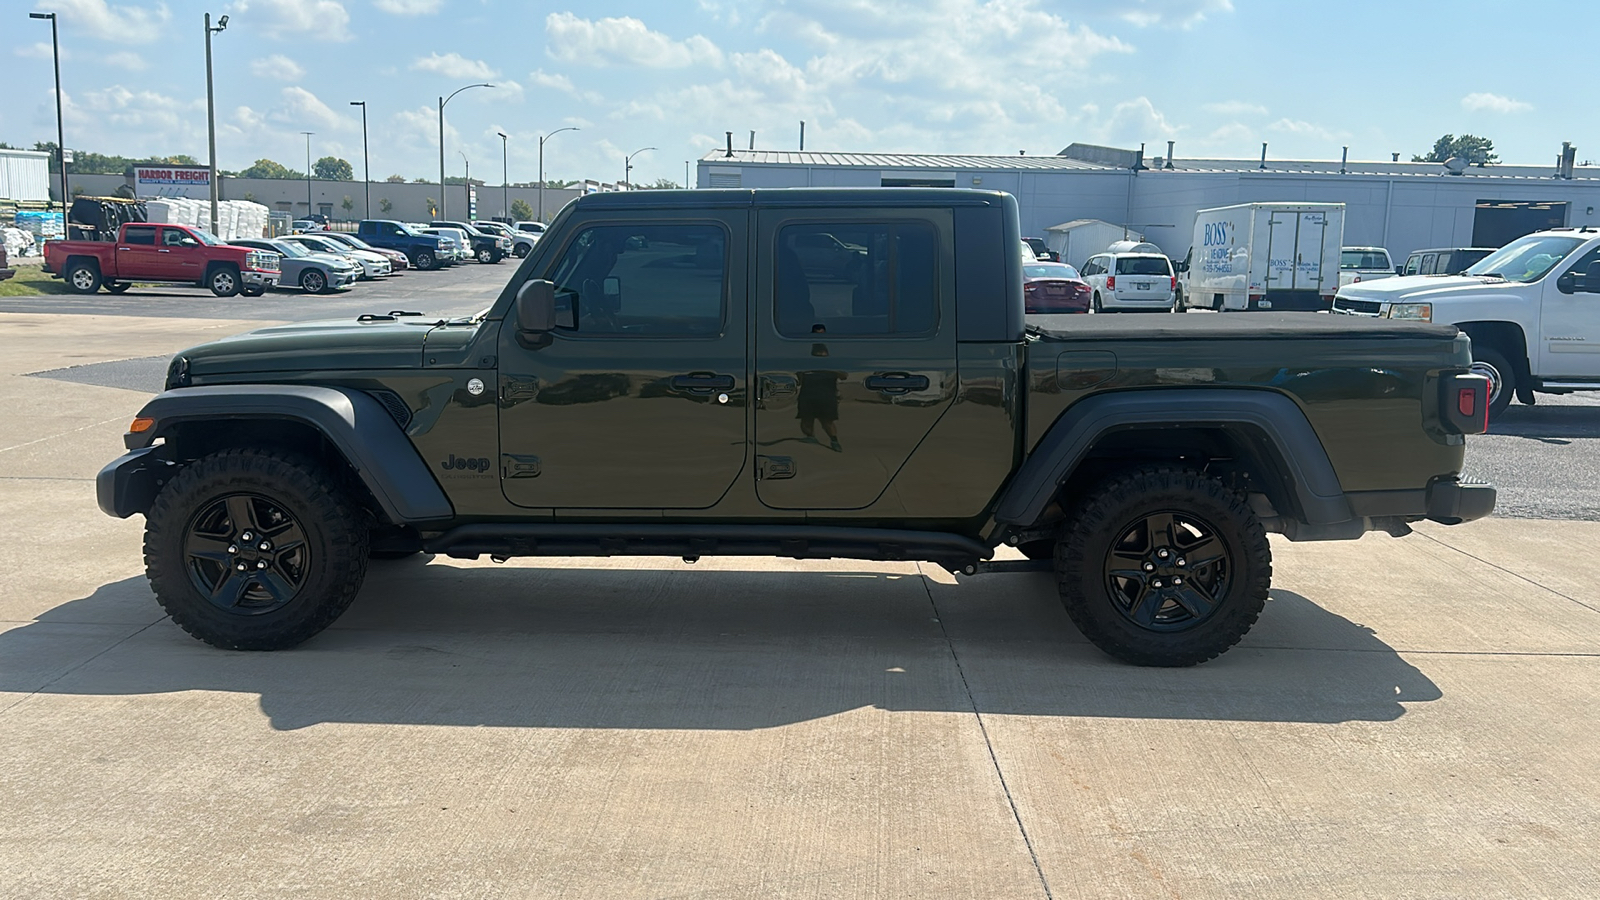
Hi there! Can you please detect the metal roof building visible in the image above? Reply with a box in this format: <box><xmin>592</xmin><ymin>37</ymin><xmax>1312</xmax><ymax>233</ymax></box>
<box><xmin>697</xmin><ymin>143</ymin><xmax>1600</xmax><ymax>266</ymax></box>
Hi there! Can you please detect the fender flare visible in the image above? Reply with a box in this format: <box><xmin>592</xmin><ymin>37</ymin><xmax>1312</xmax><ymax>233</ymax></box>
<box><xmin>995</xmin><ymin>388</ymin><xmax>1351</xmax><ymax>527</ymax></box>
<box><xmin>122</xmin><ymin>384</ymin><xmax>453</xmax><ymax>523</ymax></box>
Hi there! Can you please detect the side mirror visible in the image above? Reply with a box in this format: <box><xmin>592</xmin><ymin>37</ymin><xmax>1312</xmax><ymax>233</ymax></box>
<box><xmin>516</xmin><ymin>279</ymin><xmax>557</xmax><ymax>331</ymax></box>
<box><xmin>1395</xmin><ymin>266</ymin><xmax>1404</xmax><ymax>275</ymax></box>
<box><xmin>1585</xmin><ymin>261</ymin><xmax>1600</xmax><ymax>293</ymax></box>
<box><xmin>180</xmin><ymin>237</ymin><xmax>199</xmax><ymax>247</ymax></box>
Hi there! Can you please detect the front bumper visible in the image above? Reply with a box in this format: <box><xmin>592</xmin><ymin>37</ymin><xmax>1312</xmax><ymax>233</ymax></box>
<box><xmin>1426</xmin><ymin>475</ymin><xmax>1497</xmax><ymax>525</ymax></box>
<box><xmin>243</xmin><ymin>271</ymin><xmax>279</xmax><ymax>288</ymax></box>
<box><xmin>97</xmin><ymin>445</ymin><xmax>171</xmax><ymax>518</ymax></box>
<box><xmin>332</xmin><ymin>270</ymin><xmax>360</xmax><ymax>288</ymax></box>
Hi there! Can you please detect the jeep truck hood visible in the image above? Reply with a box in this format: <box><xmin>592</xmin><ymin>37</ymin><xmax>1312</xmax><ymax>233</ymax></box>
<box><xmin>178</xmin><ymin>316</ymin><xmax>470</xmax><ymax>378</ymax></box>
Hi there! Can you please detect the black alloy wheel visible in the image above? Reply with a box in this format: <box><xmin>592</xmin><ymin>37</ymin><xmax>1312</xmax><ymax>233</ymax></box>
<box><xmin>1055</xmin><ymin>466</ymin><xmax>1271</xmax><ymax>666</ymax></box>
<box><xmin>183</xmin><ymin>494</ymin><xmax>310</xmax><ymax>615</ymax></box>
<box><xmin>300</xmin><ymin>269</ymin><xmax>327</xmax><ymax>294</ymax></box>
<box><xmin>513</xmin><ymin>244</ymin><xmax>530</xmax><ymax>258</ymax></box>
<box><xmin>413</xmin><ymin>250</ymin><xmax>437</xmax><ymax>271</ymax></box>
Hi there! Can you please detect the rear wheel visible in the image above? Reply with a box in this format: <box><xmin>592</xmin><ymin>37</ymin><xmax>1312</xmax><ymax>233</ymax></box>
<box><xmin>241</xmin><ymin>286</ymin><xmax>265</xmax><ymax>297</ymax></box>
<box><xmin>1054</xmin><ymin>466</ymin><xmax>1271</xmax><ymax>667</ymax></box>
<box><xmin>1470</xmin><ymin>345</ymin><xmax>1517</xmax><ymax>419</ymax></box>
<box><xmin>1092</xmin><ymin>292</ymin><xmax>1103</xmax><ymax>313</ymax></box>
<box><xmin>66</xmin><ymin>261</ymin><xmax>102</xmax><ymax>294</ymax></box>
<box><xmin>143</xmin><ymin>449</ymin><xmax>370</xmax><ymax>650</ymax></box>
<box><xmin>105</xmin><ymin>281</ymin><xmax>131</xmax><ymax>294</ymax></box>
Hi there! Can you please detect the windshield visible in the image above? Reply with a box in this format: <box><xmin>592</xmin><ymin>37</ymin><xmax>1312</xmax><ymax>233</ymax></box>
<box><xmin>1465</xmin><ymin>235</ymin><xmax>1584</xmax><ymax>283</ymax></box>
<box><xmin>1341</xmin><ymin>250</ymin><xmax>1389</xmax><ymax>269</ymax></box>
<box><xmin>187</xmin><ymin>229</ymin><xmax>224</xmax><ymax>246</ymax></box>
<box><xmin>294</xmin><ymin>237</ymin><xmax>344</xmax><ymax>254</ymax></box>
<box><xmin>268</xmin><ymin>240</ymin><xmax>310</xmax><ymax>258</ymax></box>
<box><xmin>1024</xmin><ymin>263</ymin><xmax>1081</xmax><ymax>279</ymax></box>
<box><xmin>328</xmin><ymin>233</ymin><xmax>376</xmax><ymax>251</ymax></box>
<box><xmin>1116</xmin><ymin>256</ymin><xmax>1171</xmax><ymax>276</ymax></box>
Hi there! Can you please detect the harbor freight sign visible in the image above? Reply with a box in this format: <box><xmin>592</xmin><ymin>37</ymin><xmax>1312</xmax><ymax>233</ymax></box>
<box><xmin>134</xmin><ymin>165</ymin><xmax>211</xmax><ymax>198</ymax></box>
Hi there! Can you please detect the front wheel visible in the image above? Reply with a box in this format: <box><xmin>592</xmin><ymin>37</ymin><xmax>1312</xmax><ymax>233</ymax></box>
<box><xmin>513</xmin><ymin>244</ymin><xmax>530</xmax><ymax>258</ymax></box>
<box><xmin>475</xmin><ymin>246</ymin><xmax>493</xmax><ymax>264</ymax></box>
<box><xmin>1470</xmin><ymin>345</ymin><xmax>1517</xmax><ymax>419</ymax></box>
<box><xmin>208</xmin><ymin>266</ymin><xmax>241</xmax><ymax>297</ymax></box>
<box><xmin>412</xmin><ymin>250</ymin><xmax>437</xmax><ymax>271</ymax></box>
<box><xmin>300</xmin><ymin>269</ymin><xmax>328</xmax><ymax>294</ymax></box>
<box><xmin>143</xmin><ymin>449</ymin><xmax>370</xmax><ymax>650</ymax></box>
<box><xmin>1054</xmin><ymin>466</ymin><xmax>1271</xmax><ymax>667</ymax></box>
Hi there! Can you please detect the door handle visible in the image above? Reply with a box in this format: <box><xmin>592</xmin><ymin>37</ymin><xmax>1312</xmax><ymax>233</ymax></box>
<box><xmin>158</xmin><ymin>249</ymin><xmax>171</xmax><ymax>253</ymax></box>
<box><xmin>865</xmin><ymin>373</ymin><xmax>930</xmax><ymax>394</ymax></box>
<box><xmin>670</xmin><ymin>373</ymin><xmax>735</xmax><ymax>393</ymax></box>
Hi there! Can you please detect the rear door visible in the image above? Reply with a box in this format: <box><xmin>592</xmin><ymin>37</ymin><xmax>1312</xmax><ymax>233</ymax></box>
<box><xmin>753</xmin><ymin>207</ymin><xmax>957</xmax><ymax>510</ymax></box>
<box><xmin>1264</xmin><ymin>211</ymin><xmax>1298</xmax><ymax>292</ymax></box>
<box><xmin>497</xmin><ymin>212</ymin><xmax>748</xmax><ymax>509</ymax></box>
<box><xmin>116</xmin><ymin>225</ymin><xmax>162</xmax><ymax>279</ymax></box>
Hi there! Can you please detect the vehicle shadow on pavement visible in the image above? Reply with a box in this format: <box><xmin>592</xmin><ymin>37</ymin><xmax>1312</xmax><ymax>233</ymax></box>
<box><xmin>1</xmin><ymin>566</ymin><xmax>1439</xmax><ymax>731</ymax></box>
<box><xmin>1489</xmin><ymin>404</ymin><xmax>1600</xmax><ymax>441</ymax></box>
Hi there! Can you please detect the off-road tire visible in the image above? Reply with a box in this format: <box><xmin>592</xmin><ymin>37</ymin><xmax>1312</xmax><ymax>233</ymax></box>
<box><xmin>413</xmin><ymin>250</ymin><xmax>437</xmax><ymax>271</ymax></box>
<box><xmin>208</xmin><ymin>265</ymin><xmax>241</xmax><ymax>297</ymax></box>
<box><xmin>144</xmin><ymin>449</ymin><xmax>370</xmax><ymax>650</ymax></box>
<box><xmin>1055</xmin><ymin>466</ymin><xmax>1271</xmax><ymax>667</ymax></box>
<box><xmin>66</xmin><ymin>260</ymin><xmax>102</xmax><ymax>294</ymax></box>
<box><xmin>1471</xmin><ymin>345</ymin><xmax>1516</xmax><ymax>419</ymax></box>
<box><xmin>300</xmin><ymin>269</ymin><xmax>328</xmax><ymax>294</ymax></box>
<box><xmin>106</xmin><ymin>281</ymin><xmax>132</xmax><ymax>294</ymax></box>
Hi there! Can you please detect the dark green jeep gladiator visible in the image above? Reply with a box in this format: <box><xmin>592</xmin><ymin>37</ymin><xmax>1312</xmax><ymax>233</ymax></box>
<box><xmin>98</xmin><ymin>189</ymin><xmax>1496</xmax><ymax>666</ymax></box>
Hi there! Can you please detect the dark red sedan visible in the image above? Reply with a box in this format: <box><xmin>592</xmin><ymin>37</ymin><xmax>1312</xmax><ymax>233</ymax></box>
<box><xmin>1023</xmin><ymin>262</ymin><xmax>1091</xmax><ymax>313</ymax></box>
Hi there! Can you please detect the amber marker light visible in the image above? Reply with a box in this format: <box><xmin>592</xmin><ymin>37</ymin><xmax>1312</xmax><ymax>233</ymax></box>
<box><xmin>129</xmin><ymin>417</ymin><xmax>155</xmax><ymax>433</ymax></box>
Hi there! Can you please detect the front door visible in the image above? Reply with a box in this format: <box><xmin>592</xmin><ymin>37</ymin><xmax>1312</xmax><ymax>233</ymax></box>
<box><xmin>1540</xmin><ymin>245</ymin><xmax>1600</xmax><ymax>378</ymax></box>
<box><xmin>159</xmin><ymin>226</ymin><xmax>206</xmax><ymax>281</ymax></box>
<box><xmin>753</xmin><ymin>209</ymin><xmax>957</xmax><ymax>511</ymax></box>
<box><xmin>497</xmin><ymin>215</ymin><xmax>748</xmax><ymax>509</ymax></box>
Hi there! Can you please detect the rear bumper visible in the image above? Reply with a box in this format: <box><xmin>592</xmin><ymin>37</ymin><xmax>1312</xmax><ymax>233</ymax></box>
<box><xmin>1425</xmin><ymin>475</ymin><xmax>1497</xmax><ymax>525</ymax></box>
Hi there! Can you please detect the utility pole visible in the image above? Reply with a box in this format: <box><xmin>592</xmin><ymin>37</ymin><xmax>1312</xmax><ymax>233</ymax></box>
<box><xmin>30</xmin><ymin>12</ymin><xmax>69</xmax><ymax>221</ymax></box>
<box><xmin>459</xmin><ymin>150</ymin><xmax>470</xmax><ymax>219</ymax></box>
<box><xmin>350</xmin><ymin>100</ymin><xmax>369</xmax><ymax>218</ymax></box>
<box><xmin>538</xmin><ymin>126</ymin><xmax>579</xmax><ymax>220</ymax></box>
<box><xmin>203</xmin><ymin>13</ymin><xmax>229</xmax><ymax>234</ymax></box>
<box><xmin>301</xmin><ymin>132</ymin><xmax>314</xmax><ymax>217</ymax></box>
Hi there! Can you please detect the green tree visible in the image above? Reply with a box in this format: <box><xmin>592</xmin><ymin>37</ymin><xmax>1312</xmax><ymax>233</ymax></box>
<box><xmin>384</xmin><ymin>174</ymin><xmax>407</xmax><ymax>183</ymax></box>
<box><xmin>425</xmin><ymin>197</ymin><xmax>439</xmax><ymax>217</ymax></box>
<box><xmin>341</xmin><ymin>195</ymin><xmax>354</xmax><ymax>216</ymax></box>
<box><xmin>314</xmin><ymin>156</ymin><xmax>354</xmax><ymax>180</ymax></box>
<box><xmin>412</xmin><ymin>177</ymin><xmax>429</xmax><ymax>183</ymax></box>
<box><xmin>542</xmin><ymin>178</ymin><xmax>576</xmax><ymax>189</ymax></box>
<box><xmin>510</xmin><ymin>198</ymin><xmax>534</xmax><ymax>220</ymax></box>
<box><xmin>239</xmin><ymin>158</ymin><xmax>301</xmax><ymax>179</ymax></box>
<box><xmin>1413</xmin><ymin>134</ymin><xmax>1498</xmax><ymax>166</ymax></box>
<box><xmin>640</xmin><ymin>177</ymin><xmax>680</xmax><ymax>190</ymax></box>
<box><xmin>378</xmin><ymin>197</ymin><xmax>393</xmax><ymax>213</ymax></box>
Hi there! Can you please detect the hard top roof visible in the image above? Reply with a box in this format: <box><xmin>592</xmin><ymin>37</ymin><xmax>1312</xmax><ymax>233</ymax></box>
<box><xmin>569</xmin><ymin>187</ymin><xmax>1011</xmax><ymax>210</ymax></box>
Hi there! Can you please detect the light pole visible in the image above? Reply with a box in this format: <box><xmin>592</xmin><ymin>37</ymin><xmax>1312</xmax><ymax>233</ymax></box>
<box><xmin>29</xmin><ymin>12</ymin><xmax>69</xmax><ymax>221</ymax></box>
<box><xmin>458</xmin><ymin>150</ymin><xmax>470</xmax><ymax>219</ymax></box>
<box><xmin>202</xmin><ymin>12</ymin><xmax>229</xmax><ymax>234</ymax></box>
<box><xmin>437</xmin><ymin>82</ymin><xmax>492</xmax><ymax>220</ymax></box>
<box><xmin>537</xmin><ymin>126</ymin><xmax>579</xmax><ymax>221</ymax></box>
<box><xmin>497</xmin><ymin>131</ymin><xmax>508</xmax><ymax>219</ymax></box>
<box><xmin>685</xmin><ymin>160</ymin><xmax>690</xmax><ymax>189</ymax></box>
<box><xmin>300</xmin><ymin>131</ymin><xmax>314</xmax><ymax>218</ymax></box>
<box><xmin>350</xmin><ymin>100</ymin><xmax>368</xmax><ymax>219</ymax></box>
<box><xmin>624</xmin><ymin>146</ymin><xmax>656</xmax><ymax>191</ymax></box>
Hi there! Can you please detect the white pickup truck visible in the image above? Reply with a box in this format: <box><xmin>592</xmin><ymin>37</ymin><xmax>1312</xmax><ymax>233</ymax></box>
<box><xmin>1333</xmin><ymin>228</ymin><xmax>1600</xmax><ymax>416</ymax></box>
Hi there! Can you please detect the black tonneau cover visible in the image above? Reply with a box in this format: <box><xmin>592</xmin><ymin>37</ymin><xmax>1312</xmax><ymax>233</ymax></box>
<box><xmin>1027</xmin><ymin>312</ymin><xmax>1459</xmax><ymax>341</ymax></box>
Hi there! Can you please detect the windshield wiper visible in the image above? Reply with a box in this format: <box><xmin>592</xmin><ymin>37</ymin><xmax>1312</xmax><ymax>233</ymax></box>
<box><xmin>1480</xmin><ymin>272</ymin><xmax>1508</xmax><ymax>280</ymax></box>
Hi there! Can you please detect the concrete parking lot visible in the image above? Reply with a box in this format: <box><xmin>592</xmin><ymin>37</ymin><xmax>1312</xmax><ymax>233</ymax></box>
<box><xmin>2</xmin><ymin>272</ymin><xmax>1597</xmax><ymax>898</ymax></box>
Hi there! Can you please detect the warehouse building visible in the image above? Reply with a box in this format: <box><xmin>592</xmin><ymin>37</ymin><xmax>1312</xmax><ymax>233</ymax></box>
<box><xmin>696</xmin><ymin>143</ymin><xmax>1600</xmax><ymax>268</ymax></box>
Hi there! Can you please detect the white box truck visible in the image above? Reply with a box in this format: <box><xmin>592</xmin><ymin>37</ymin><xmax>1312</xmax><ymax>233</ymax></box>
<box><xmin>1179</xmin><ymin>202</ymin><xmax>1344</xmax><ymax>311</ymax></box>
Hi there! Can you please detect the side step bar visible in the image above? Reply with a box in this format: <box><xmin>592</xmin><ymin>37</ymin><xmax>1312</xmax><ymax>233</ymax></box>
<box><xmin>424</xmin><ymin>523</ymin><xmax>993</xmax><ymax>573</ymax></box>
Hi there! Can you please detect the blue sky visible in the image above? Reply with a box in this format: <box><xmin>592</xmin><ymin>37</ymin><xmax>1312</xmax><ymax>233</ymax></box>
<box><xmin>3</xmin><ymin>0</ymin><xmax>1585</xmax><ymax>187</ymax></box>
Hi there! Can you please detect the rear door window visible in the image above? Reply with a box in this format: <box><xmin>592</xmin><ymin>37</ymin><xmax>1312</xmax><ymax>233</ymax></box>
<box><xmin>123</xmin><ymin>226</ymin><xmax>156</xmax><ymax>246</ymax></box>
<box><xmin>774</xmin><ymin>222</ymin><xmax>937</xmax><ymax>337</ymax></box>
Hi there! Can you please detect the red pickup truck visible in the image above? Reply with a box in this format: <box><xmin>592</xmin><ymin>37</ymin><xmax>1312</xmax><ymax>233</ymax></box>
<box><xmin>44</xmin><ymin>223</ymin><xmax>280</xmax><ymax>297</ymax></box>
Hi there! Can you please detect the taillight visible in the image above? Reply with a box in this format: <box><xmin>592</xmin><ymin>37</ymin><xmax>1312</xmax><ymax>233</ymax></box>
<box><xmin>1107</xmin><ymin>274</ymin><xmax>1116</xmax><ymax>289</ymax></box>
<box><xmin>1441</xmin><ymin>373</ymin><xmax>1491</xmax><ymax>434</ymax></box>
<box><xmin>1170</xmin><ymin>275</ymin><xmax>1177</xmax><ymax>292</ymax></box>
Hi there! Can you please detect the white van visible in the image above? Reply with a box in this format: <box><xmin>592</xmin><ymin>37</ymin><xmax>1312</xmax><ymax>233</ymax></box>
<box><xmin>1080</xmin><ymin>250</ymin><xmax>1176</xmax><ymax>312</ymax></box>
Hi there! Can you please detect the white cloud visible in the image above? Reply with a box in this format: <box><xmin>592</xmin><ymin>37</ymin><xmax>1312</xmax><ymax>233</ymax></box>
<box><xmin>374</xmin><ymin>0</ymin><xmax>441</xmax><ymax>14</ymax></box>
<box><xmin>1202</xmin><ymin>100</ymin><xmax>1266</xmax><ymax>117</ymax></box>
<box><xmin>104</xmin><ymin>51</ymin><xmax>147</xmax><ymax>71</ymax></box>
<box><xmin>1267</xmin><ymin>118</ymin><xmax>1348</xmax><ymax>142</ymax></box>
<box><xmin>1461</xmin><ymin>92</ymin><xmax>1531</xmax><ymax>114</ymax></box>
<box><xmin>229</xmin><ymin>0</ymin><xmax>350</xmax><ymax>41</ymax></box>
<box><xmin>42</xmin><ymin>0</ymin><xmax>171</xmax><ymax>43</ymax></box>
<box><xmin>1085</xmin><ymin>96</ymin><xmax>1182</xmax><ymax>145</ymax></box>
<box><xmin>410</xmin><ymin>52</ymin><xmax>497</xmax><ymax>80</ymax></box>
<box><xmin>249</xmin><ymin>54</ymin><xmax>305</xmax><ymax>80</ymax></box>
<box><xmin>1118</xmin><ymin>0</ymin><xmax>1233</xmax><ymax>29</ymax></box>
<box><xmin>546</xmin><ymin>13</ymin><xmax>724</xmax><ymax>68</ymax></box>
<box><xmin>14</xmin><ymin>42</ymin><xmax>63</xmax><ymax>60</ymax></box>
<box><xmin>273</xmin><ymin>86</ymin><xmax>351</xmax><ymax>132</ymax></box>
